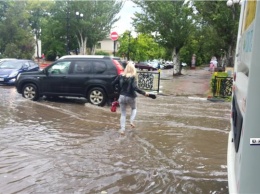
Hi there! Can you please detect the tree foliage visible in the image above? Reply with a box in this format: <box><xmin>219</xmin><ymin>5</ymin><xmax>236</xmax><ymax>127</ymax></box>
<box><xmin>0</xmin><ymin>0</ymin><xmax>122</xmax><ymax>60</ymax></box>
<box><xmin>0</xmin><ymin>0</ymin><xmax>240</xmax><ymax>66</ymax></box>
<box><xmin>132</xmin><ymin>0</ymin><xmax>240</xmax><ymax>68</ymax></box>
<box><xmin>132</xmin><ymin>1</ymin><xmax>194</xmax><ymax>74</ymax></box>
<box><xmin>40</xmin><ymin>0</ymin><xmax>123</xmax><ymax>57</ymax></box>
<box><xmin>194</xmin><ymin>1</ymin><xmax>240</xmax><ymax>66</ymax></box>
<box><xmin>27</xmin><ymin>0</ymin><xmax>52</xmax><ymax>59</ymax></box>
<box><xmin>0</xmin><ymin>1</ymin><xmax>34</xmax><ymax>58</ymax></box>
<box><xmin>117</xmin><ymin>31</ymin><xmax>166</xmax><ymax>62</ymax></box>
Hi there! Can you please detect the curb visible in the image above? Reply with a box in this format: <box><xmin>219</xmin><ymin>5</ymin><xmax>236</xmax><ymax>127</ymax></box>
<box><xmin>207</xmin><ymin>97</ymin><xmax>225</xmax><ymax>102</ymax></box>
<box><xmin>188</xmin><ymin>96</ymin><xmax>208</xmax><ymax>101</ymax></box>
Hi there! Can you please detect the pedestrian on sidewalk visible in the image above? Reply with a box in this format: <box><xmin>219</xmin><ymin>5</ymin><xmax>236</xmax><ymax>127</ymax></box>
<box><xmin>210</xmin><ymin>56</ymin><xmax>218</xmax><ymax>73</ymax></box>
<box><xmin>112</xmin><ymin>62</ymin><xmax>149</xmax><ymax>135</ymax></box>
<box><xmin>191</xmin><ymin>54</ymin><xmax>196</xmax><ymax>69</ymax></box>
<box><xmin>41</xmin><ymin>53</ymin><xmax>45</xmax><ymax>63</ymax></box>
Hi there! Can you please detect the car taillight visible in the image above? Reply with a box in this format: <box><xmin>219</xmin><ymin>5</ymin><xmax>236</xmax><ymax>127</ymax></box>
<box><xmin>112</xmin><ymin>59</ymin><xmax>124</xmax><ymax>75</ymax></box>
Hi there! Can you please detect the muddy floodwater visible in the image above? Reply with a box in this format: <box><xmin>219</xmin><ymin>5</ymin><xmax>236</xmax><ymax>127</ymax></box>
<box><xmin>0</xmin><ymin>69</ymin><xmax>231</xmax><ymax>193</ymax></box>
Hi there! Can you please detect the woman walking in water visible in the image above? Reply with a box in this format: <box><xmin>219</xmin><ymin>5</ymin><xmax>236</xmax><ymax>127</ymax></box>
<box><xmin>112</xmin><ymin>62</ymin><xmax>149</xmax><ymax>135</ymax></box>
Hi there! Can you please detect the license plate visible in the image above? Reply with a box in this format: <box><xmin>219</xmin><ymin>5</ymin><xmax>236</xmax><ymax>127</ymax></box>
<box><xmin>0</xmin><ymin>78</ymin><xmax>4</xmax><ymax>81</ymax></box>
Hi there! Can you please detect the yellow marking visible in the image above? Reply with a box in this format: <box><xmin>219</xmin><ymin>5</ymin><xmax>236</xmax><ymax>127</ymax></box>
<box><xmin>243</xmin><ymin>0</ymin><xmax>257</xmax><ymax>31</ymax></box>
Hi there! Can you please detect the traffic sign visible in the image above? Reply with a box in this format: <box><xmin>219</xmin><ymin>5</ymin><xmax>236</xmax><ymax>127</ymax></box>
<box><xmin>110</xmin><ymin>31</ymin><xmax>119</xmax><ymax>41</ymax></box>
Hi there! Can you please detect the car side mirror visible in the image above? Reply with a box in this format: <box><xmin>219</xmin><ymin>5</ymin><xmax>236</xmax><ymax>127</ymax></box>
<box><xmin>43</xmin><ymin>68</ymin><xmax>49</xmax><ymax>76</ymax></box>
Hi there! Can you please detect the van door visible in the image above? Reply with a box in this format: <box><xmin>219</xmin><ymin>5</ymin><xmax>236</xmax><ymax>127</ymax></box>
<box><xmin>41</xmin><ymin>61</ymin><xmax>71</xmax><ymax>94</ymax></box>
<box><xmin>65</xmin><ymin>60</ymin><xmax>93</xmax><ymax>95</ymax></box>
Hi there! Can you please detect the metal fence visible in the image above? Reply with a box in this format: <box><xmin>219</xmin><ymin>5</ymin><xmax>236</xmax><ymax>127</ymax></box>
<box><xmin>212</xmin><ymin>76</ymin><xmax>233</xmax><ymax>97</ymax></box>
<box><xmin>137</xmin><ymin>71</ymin><xmax>160</xmax><ymax>93</ymax></box>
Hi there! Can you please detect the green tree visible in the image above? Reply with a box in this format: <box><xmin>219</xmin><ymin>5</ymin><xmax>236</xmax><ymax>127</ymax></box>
<box><xmin>0</xmin><ymin>1</ymin><xmax>34</xmax><ymax>59</ymax></box>
<box><xmin>42</xmin><ymin>1</ymin><xmax>123</xmax><ymax>56</ymax></box>
<box><xmin>132</xmin><ymin>1</ymin><xmax>194</xmax><ymax>74</ymax></box>
<box><xmin>27</xmin><ymin>0</ymin><xmax>53</xmax><ymax>59</ymax></box>
<box><xmin>193</xmin><ymin>1</ymin><xmax>240</xmax><ymax>66</ymax></box>
<box><xmin>117</xmin><ymin>31</ymin><xmax>166</xmax><ymax>62</ymax></box>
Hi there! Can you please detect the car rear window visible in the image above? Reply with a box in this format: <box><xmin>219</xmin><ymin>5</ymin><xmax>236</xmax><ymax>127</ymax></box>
<box><xmin>73</xmin><ymin>61</ymin><xmax>92</xmax><ymax>74</ymax></box>
<box><xmin>93</xmin><ymin>61</ymin><xmax>107</xmax><ymax>74</ymax></box>
<box><xmin>71</xmin><ymin>60</ymin><xmax>107</xmax><ymax>74</ymax></box>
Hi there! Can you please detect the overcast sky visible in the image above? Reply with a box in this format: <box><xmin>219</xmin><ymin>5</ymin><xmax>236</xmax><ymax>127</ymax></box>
<box><xmin>111</xmin><ymin>0</ymin><xmax>141</xmax><ymax>36</ymax></box>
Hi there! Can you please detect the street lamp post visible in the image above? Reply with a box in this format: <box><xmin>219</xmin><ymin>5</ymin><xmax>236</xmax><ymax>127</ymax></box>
<box><xmin>66</xmin><ymin>7</ymin><xmax>70</xmax><ymax>55</ymax></box>
<box><xmin>227</xmin><ymin>0</ymin><xmax>242</xmax><ymax>7</ymax></box>
<box><xmin>226</xmin><ymin>0</ymin><xmax>241</xmax><ymax>67</ymax></box>
<box><xmin>75</xmin><ymin>11</ymin><xmax>83</xmax><ymax>54</ymax></box>
<box><xmin>65</xmin><ymin>5</ymin><xmax>83</xmax><ymax>55</ymax></box>
<box><xmin>227</xmin><ymin>0</ymin><xmax>241</xmax><ymax>19</ymax></box>
<box><xmin>76</xmin><ymin>11</ymin><xmax>83</xmax><ymax>19</ymax></box>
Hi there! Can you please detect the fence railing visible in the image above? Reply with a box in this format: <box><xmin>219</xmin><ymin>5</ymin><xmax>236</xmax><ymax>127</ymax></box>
<box><xmin>212</xmin><ymin>76</ymin><xmax>233</xmax><ymax>97</ymax></box>
<box><xmin>137</xmin><ymin>71</ymin><xmax>160</xmax><ymax>93</ymax></box>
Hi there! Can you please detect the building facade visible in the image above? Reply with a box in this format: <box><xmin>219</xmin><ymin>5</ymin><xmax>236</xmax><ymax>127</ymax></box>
<box><xmin>96</xmin><ymin>37</ymin><xmax>120</xmax><ymax>54</ymax></box>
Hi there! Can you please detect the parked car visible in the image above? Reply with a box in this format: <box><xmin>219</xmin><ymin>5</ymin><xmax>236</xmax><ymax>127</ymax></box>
<box><xmin>0</xmin><ymin>59</ymin><xmax>39</xmax><ymax>85</ymax></box>
<box><xmin>150</xmin><ymin>61</ymin><xmax>164</xmax><ymax>69</ymax></box>
<box><xmin>135</xmin><ymin>61</ymin><xmax>157</xmax><ymax>71</ymax></box>
<box><xmin>0</xmin><ymin>58</ymin><xmax>16</xmax><ymax>63</ymax></box>
<box><xmin>163</xmin><ymin>61</ymin><xmax>174</xmax><ymax>69</ymax></box>
<box><xmin>15</xmin><ymin>55</ymin><xmax>124</xmax><ymax>106</ymax></box>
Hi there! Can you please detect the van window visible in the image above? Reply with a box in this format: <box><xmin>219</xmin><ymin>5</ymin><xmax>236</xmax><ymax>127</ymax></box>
<box><xmin>73</xmin><ymin>61</ymin><xmax>92</xmax><ymax>74</ymax></box>
<box><xmin>93</xmin><ymin>61</ymin><xmax>106</xmax><ymax>74</ymax></box>
<box><xmin>48</xmin><ymin>61</ymin><xmax>71</xmax><ymax>75</ymax></box>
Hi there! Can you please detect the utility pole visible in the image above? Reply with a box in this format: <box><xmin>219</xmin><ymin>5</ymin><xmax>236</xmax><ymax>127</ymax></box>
<box><xmin>66</xmin><ymin>1</ymin><xmax>70</xmax><ymax>55</ymax></box>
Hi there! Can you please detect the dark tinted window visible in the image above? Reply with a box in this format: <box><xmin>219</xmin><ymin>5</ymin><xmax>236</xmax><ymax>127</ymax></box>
<box><xmin>232</xmin><ymin>94</ymin><xmax>243</xmax><ymax>152</ymax></box>
<box><xmin>93</xmin><ymin>61</ymin><xmax>106</xmax><ymax>74</ymax></box>
<box><xmin>73</xmin><ymin>61</ymin><xmax>92</xmax><ymax>74</ymax></box>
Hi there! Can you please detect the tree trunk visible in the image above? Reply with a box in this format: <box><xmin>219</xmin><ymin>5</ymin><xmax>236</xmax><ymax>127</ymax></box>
<box><xmin>228</xmin><ymin>45</ymin><xmax>235</xmax><ymax>67</ymax></box>
<box><xmin>35</xmin><ymin>39</ymin><xmax>39</xmax><ymax>59</ymax></box>
<box><xmin>83</xmin><ymin>38</ymin><xmax>87</xmax><ymax>54</ymax></box>
<box><xmin>77</xmin><ymin>31</ymin><xmax>87</xmax><ymax>55</ymax></box>
<box><xmin>172</xmin><ymin>47</ymin><xmax>181</xmax><ymax>75</ymax></box>
<box><xmin>90</xmin><ymin>46</ymin><xmax>95</xmax><ymax>55</ymax></box>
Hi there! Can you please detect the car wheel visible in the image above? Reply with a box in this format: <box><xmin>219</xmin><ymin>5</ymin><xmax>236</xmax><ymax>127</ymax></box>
<box><xmin>22</xmin><ymin>83</ymin><xmax>39</xmax><ymax>101</ymax></box>
<box><xmin>87</xmin><ymin>87</ymin><xmax>107</xmax><ymax>106</ymax></box>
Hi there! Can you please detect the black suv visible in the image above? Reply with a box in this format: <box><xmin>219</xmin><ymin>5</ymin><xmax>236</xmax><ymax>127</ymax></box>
<box><xmin>15</xmin><ymin>55</ymin><xmax>124</xmax><ymax>106</ymax></box>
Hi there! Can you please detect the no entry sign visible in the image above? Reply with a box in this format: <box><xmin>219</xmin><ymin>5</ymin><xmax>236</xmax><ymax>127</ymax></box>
<box><xmin>110</xmin><ymin>31</ymin><xmax>119</xmax><ymax>41</ymax></box>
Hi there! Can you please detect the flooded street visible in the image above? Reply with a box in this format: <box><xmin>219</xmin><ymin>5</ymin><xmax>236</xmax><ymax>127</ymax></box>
<box><xmin>0</xmin><ymin>69</ymin><xmax>231</xmax><ymax>193</ymax></box>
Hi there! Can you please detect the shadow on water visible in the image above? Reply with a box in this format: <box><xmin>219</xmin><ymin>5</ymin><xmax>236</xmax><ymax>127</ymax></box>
<box><xmin>42</xmin><ymin>96</ymin><xmax>88</xmax><ymax>104</ymax></box>
<box><xmin>0</xmin><ymin>86</ymin><xmax>229</xmax><ymax>193</ymax></box>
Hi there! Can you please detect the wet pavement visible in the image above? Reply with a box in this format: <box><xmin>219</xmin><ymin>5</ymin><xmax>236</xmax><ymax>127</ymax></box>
<box><xmin>0</xmin><ymin>67</ymin><xmax>230</xmax><ymax>193</ymax></box>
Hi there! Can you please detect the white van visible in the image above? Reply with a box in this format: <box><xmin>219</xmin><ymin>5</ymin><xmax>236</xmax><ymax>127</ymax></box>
<box><xmin>227</xmin><ymin>0</ymin><xmax>260</xmax><ymax>193</ymax></box>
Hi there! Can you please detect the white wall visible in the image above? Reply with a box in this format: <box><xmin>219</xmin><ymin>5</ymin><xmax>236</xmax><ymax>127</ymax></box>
<box><xmin>96</xmin><ymin>38</ymin><xmax>119</xmax><ymax>54</ymax></box>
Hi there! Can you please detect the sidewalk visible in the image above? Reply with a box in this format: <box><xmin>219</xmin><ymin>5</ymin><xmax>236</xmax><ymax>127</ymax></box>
<box><xmin>160</xmin><ymin>67</ymin><xmax>212</xmax><ymax>97</ymax></box>
<box><xmin>35</xmin><ymin>59</ymin><xmax>52</xmax><ymax>70</ymax></box>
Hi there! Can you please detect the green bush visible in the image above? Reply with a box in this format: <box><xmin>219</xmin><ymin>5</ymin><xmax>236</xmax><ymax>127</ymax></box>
<box><xmin>46</xmin><ymin>50</ymin><xmax>56</xmax><ymax>61</ymax></box>
<box><xmin>95</xmin><ymin>50</ymin><xmax>110</xmax><ymax>56</ymax></box>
